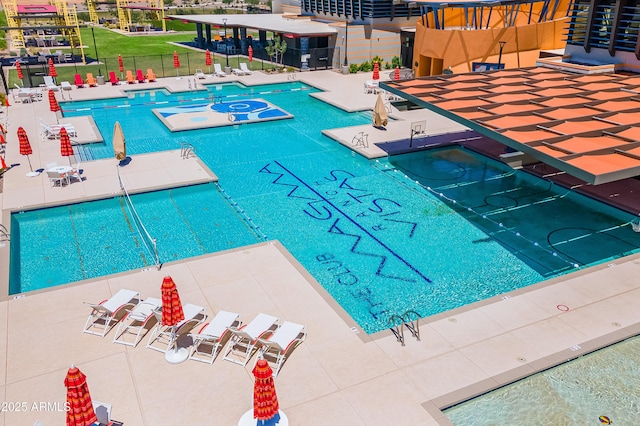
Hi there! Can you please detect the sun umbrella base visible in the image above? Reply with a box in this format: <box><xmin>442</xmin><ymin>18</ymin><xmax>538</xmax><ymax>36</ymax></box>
<box><xmin>238</xmin><ymin>410</ymin><xmax>288</xmax><ymax>426</ymax></box>
<box><xmin>26</xmin><ymin>171</ymin><xmax>40</xmax><ymax>177</ymax></box>
<box><xmin>165</xmin><ymin>347</ymin><xmax>189</xmax><ymax>364</ymax></box>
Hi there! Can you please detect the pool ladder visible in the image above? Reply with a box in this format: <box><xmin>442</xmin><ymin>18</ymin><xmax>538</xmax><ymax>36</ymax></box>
<box><xmin>180</xmin><ymin>142</ymin><xmax>196</xmax><ymax>159</ymax></box>
<box><xmin>388</xmin><ymin>310</ymin><xmax>421</xmax><ymax>346</ymax></box>
<box><xmin>0</xmin><ymin>223</ymin><xmax>9</xmax><ymax>243</ymax></box>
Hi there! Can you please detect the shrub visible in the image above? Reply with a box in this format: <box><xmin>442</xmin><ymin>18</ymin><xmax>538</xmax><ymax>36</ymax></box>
<box><xmin>384</xmin><ymin>61</ymin><xmax>392</xmax><ymax>69</ymax></box>
<box><xmin>349</xmin><ymin>63</ymin><xmax>359</xmax><ymax>73</ymax></box>
<box><xmin>359</xmin><ymin>61</ymin><xmax>372</xmax><ymax>72</ymax></box>
<box><xmin>391</xmin><ymin>56</ymin><xmax>401</xmax><ymax>68</ymax></box>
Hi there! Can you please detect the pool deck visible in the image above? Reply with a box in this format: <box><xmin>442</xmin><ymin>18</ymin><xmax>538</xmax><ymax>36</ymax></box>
<box><xmin>1</xmin><ymin>70</ymin><xmax>640</xmax><ymax>425</ymax></box>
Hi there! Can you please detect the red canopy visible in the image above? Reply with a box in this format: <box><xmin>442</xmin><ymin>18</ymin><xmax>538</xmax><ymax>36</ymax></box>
<box><xmin>48</xmin><ymin>89</ymin><xmax>60</xmax><ymax>114</ymax></box>
<box><xmin>64</xmin><ymin>365</ymin><xmax>98</xmax><ymax>426</ymax></box>
<box><xmin>15</xmin><ymin>61</ymin><xmax>23</xmax><ymax>80</ymax></box>
<box><xmin>48</xmin><ymin>58</ymin><xmax>57</xmax><ymax>77</ymax></box>
<box><xmin>394</xmin><ymin>66</ymin><xmax>400</xmax><ymax>81</ymax></box>
<box><xmin>248</xmin><ymin>45</ymin><xmax>253</xmax><ymax>63</ymax></box>
<box><xmin>60</xmin><ymin>127</ymin><xmax>73</xmax><ymax>164</ymax></box>
<box><xmin>372</xmin><ymin>62</ymin><xmax>380</xmax><ymax>80</ymax></box>
<box><xmin>253</xmin><ymin>358</ymin><xmax>279</xmax><ymax>421</ymax></box>
<box><xmin>205</xmin><ymin>49</ymin><xmax>212</xmax><ymax>66</ymax></box>
<box><xmin>161</xmin><ymin>276</ymin><xmax>184</xmax><ymax>326</ymax></box>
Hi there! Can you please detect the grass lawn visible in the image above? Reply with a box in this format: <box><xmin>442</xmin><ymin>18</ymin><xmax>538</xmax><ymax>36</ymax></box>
<box><xmin>9</xmin><ymin>26</ymin><xmax>260</xmax><ymax>86</ymax></box>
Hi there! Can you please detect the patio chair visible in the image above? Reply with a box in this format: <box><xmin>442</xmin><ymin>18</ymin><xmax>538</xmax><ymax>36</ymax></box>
<box><xmin>69</xmin><ymin>161</ymin><xmax>83</xmax><ymax>182</ymax></box>
<box><xmin>112</xmin><ymin>297</ymin><xmax>162</xmax><ymax>347</ymax></box>
<box><xmin>46</xmin><ymin>170</ymin><xmax>68</xmax><ymax>187</ymax></box>
<box><xmin>60</xmin><ymin>81</ymin><xmax>72</xmax><ymax>91</ymax></box>
<box><xmin>17</xmin><ymin>91</ymin><xmax>32</xmax><ymax>103</ymax></box>
<box><xmin>214</xmin><ymin>63</ymin><xmax>227</xmax><ymax>77</ymax></box>
<box><xmin>86</xmin><ymin>73</ymin><xmax>97</xmax><ymax>87</ymax></box>
<box><xmin>256</xmin><ymin>321</ymin><xmax>306</xmax><ymax>377</ymax></box>
<box><xmin>146</xmin><ymin>68</ymin><xmax>157</xmax><ymax>82</ymax></box>
<box><xmin>74</xmin><ymin>74</ymin><xmax>84</xmax><ymax>88</ymax></box>
<box><xmin>189</xmin><ymin>310</ymin><xmax>241</xmax><ymax>364</ymax></box>
<box><xmin>222</xmin><ymin>313</ymin><xmax>279</xmax><ymax>366</ymax></box>
<box><xmin>109</xmin><ymin>71</ymin><xmax>119</xmax><ymax>85</ymax></box>
<box><xmin>40</xmin><ymin>118</ymin><xmax>77</xmax><ymax>139</ymax></box>
<box><xmin>240</xmin><ymin>63</ymin><xmax>253</xmax><ymax>75</ymax></box>
<box><xmin>82</xmin><ymin>289</ymin><xmax>140</xmax><ymax>337</ymax></box>
<box><xmin>352</xmin><ymin>131</ymin><xmax>369</xmax><ymax>148</ymax></box>
<box><xmin>146</xmin><ymin>303</ymin><xmax>206</xmax><ymax>353</ymax></box>
<box><xmin>194</xmin><ymin>69</ymin><xmax>206</xmax><ymax>79</ymax></box>
<box><xmin>43</xmin><ymin>75</ymin><xmax>59</xmax><ymax>91</ymax></box>
<box><xmin>125</xmin><ymin>70</ymin><xmax>136</xmax><ymax>84</ymax></box>
<box><xmin>136</xmin><ymin>69</ymin><xmax>146</xmax><ymax>83</ymax></box>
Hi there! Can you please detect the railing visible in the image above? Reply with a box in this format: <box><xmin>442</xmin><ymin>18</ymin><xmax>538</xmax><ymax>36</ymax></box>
<box><xmin>180</xmin><ymin>142</ymin><xmax>195</xmax><ymax>159</ymax></box>
<box><xmin>0</xmin><ymin>223</ymin><xmax>9</xmax><ymax>242</ymax></box>
<box><xmin>388</xmin><ymin>310</ymin><xmax>421</xmax><ymax>346</ymax></box>
<box><xmin>116</xmin><ymin>167</ymin><xmax>161</xmax><ymax>270</ymax></box>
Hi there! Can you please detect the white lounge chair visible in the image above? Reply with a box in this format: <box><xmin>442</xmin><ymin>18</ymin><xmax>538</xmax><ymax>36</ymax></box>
<box><xmin>232</xmin><ymin>67</ymin><xmax>245</xmax><ymax>76</ymax></box>
<box><xmin>44</xmin><ymin>76</ymin><xmax>59</xmax><ymax>91</ymax></box>
<box><xmin>194</xmin><ymin>68</ymin><xmax>206</xmax><ymax>79</ymax></box>
<box><xmin>256</xmin><ymin>321</ymin><xmax>306</xmax><ymax>377</ymax></box>
<box><xmin>222</xmin><ymin>313</ymin><xmax>279</xmax><ymax>366</ymax></box>
<box><xmin>214</xmin><ymin>63</ymin><xmax>227</xmax><ymax>77</ymax></box>
<box><xmin>112</xmin><ymin>297</ymin><xmax>162</xmax><ymax>347</ymax></box>
<box><xmin>240</xmin><ymin>63</ymin><xmax>253</xmax><ymax>75</ymax></box>
<box><xmin>40</xmin><ymin>118</ymin><xmax>77</xmax><ymax>139</ymax></box>
<box><xmin>146</xmin><ymin>303</ymin><xmax>206</xmax><ymax>353</ymax></box>
<box><xmin>82</xmin><ymin>289</ymin><xmax>140</xmax><ymax>337</ymax></box>
<box><xmin>46</xmin><ymin>170</ymin><xmax>69</xmax><ymax>187</ymax></box>
<box><xmin>189</xmin><ymin>310</ymin><xmax>241</xmax><ymax>364</ymax></box>
<box><xmin>60</xmin><ymin>81</ymin><xmax>72</xmax><ymax>91</ymax></box>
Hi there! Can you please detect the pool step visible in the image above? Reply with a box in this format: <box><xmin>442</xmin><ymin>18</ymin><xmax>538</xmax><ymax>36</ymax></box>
<box><xmin>388</xmin><ymin>310</ymin><xmax>421</xmax><ymax>346</ymax></box>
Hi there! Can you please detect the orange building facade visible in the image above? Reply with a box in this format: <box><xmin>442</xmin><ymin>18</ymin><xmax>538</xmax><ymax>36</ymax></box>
<box><xmin>412</xmin><ymin>0</ymin><xmax>571</xmax><ymax>76</ymax></box>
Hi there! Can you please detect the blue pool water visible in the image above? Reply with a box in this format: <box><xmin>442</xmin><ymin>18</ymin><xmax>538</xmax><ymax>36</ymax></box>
<box><xmin>444</xmin><ymin>335</ymin><xmax>640</xmax><ymax>424</ymax></box>
<box><xmin>10</xmin><ymin>82</ymin><xmax>640</xmax><ymax>333</ymax></box>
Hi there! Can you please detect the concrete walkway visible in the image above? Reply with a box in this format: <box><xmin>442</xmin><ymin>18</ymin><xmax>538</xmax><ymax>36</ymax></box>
<box><xmin>1</xmin><ymin>70</ymin><xmax>639</xmax><ymax>426</ymax></box>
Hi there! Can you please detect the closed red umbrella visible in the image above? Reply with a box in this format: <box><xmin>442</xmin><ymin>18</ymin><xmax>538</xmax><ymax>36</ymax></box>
<box><xmin>118</xmin><ymin>54</ymin><xmax>124</xmax><ymax>79</ymax></box>
<box><xmin>48</xmin><ymin>58</ymin><xmax>57</xmax><ymax>78</ymax></box>
<box><xmin>64</xmin><ymin>364</ymin><xmax>98</xmax><ymax>426</ymax></box>
<box><xmin>205</xmin><ymin>49</ymin><xmax>212</xmax><ymax>73</ymax></box>
<box><xmin>253</xmin><ymin>358</ymin><xmax>279</xmax><ymax>421</ymax></box>
<box><xmin>48</xmin><ymin>90</ymin><xmax>60</xmax><ymax>123</ymax></box>
<box><xmin>173</xmin><ymin>51</ymin><xmax>181</xmax><ymax>77</ymax></box>
<box><xmin>161</xmin><ymin>276</ymin><xmax>187</xmax><ymax>363</ymax></box>
<box><xmin>248</xmin><ymin>45</ymin><xmax>253</xmax><ymax>62</ymax></box>
<box><xmin>1</xmin><ymin>156</ymin><xmax>7</xmax><ymax>170</ymax></box>
<box><xmin>372</xmin><ymin>61</ymin><xmax>380</xmax><ymax>81</ymax></box>
<box><xmin>17</xmin><ymin>126</ymin><xmax>38</xmax><ymax>177</ymax></box>
<box><xmin>15</xmin><ymin>61</ymin><xmax>23</xmax><ymax>82</ymax></box>
<box><xmin>60</xmin><ymin>127</ymin><xmax>74</xmax><ymax>165</ymax></box>
<box><xmin>394</xmin><ymin>66</ymin><xmax>400</xmax><ymax>81</ymax></box>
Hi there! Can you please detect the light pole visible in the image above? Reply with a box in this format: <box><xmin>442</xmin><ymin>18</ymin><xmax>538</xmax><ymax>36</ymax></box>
<box><xmin>343</xmin><ymin>19</ymin><xmax>349</xmax><ymax>67</ymax></box>
<box><xmin>91</xmin><ymin>27</ymin><xmax>100</xmax><ymax>76</ymax></box>
<box><xmin>222</xmin><ymin>18</ymin><xmax>229</xmax><ymax>67</ymax></box>
<box><xmin>498</xmin><ymin>41</ymin><xmax>506</xmax><ymax>68</ymax></box>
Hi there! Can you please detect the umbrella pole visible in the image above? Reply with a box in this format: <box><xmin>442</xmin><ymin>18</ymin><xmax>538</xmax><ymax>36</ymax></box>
<box><xmin>26</xmin><ymin>155</ymin><xmax>33</xmax><ymax>172</ymax></box>
<box><xmin>165</xmin><ymin>325</ymin><xmax>189</xmax><ymax>364</ymax></box>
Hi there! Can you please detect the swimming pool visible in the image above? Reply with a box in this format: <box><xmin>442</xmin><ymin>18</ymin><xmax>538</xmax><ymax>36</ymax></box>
<box><xmin>444</xmin><ymin>335</ymin><xmax>640</xmax><ymax>424</ymax></box>
<box><xmin>10</xmin><ymin>81</ymin><xmax>640</xmax><ymax>333</ymax></box>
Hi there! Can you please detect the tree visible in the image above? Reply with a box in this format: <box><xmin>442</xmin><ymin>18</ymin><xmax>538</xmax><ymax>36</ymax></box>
<box><xmin>265</xmin><ymin>35</ymin><xmax>287</xmax><ymax>67</ymax></box>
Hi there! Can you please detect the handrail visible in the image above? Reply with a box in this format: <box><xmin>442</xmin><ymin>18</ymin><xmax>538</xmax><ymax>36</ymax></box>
<box><xmin>180</xmin><ymin>142</ymin><xmax>195</xmax><ymax>159</ymax></box>
<box><xmin>0</xmin><ymin>223</ymin><xmax>9</xmax><ymax>242</ymax></box>
<box><xmin>116</xmin><ymin>167</ymin><xmax>161</xmax><ymax>269</ymax></box>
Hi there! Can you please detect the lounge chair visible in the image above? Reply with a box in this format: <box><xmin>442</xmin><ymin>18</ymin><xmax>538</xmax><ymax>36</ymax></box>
<box><xmin>82</xmin><ymin>289</ymin><xmax>140</xmax><ymax>337</ymax></box>
<box><xmin>43</xmin><ymin>75</ymin><xmax>59</xmax><ymax>91</ymax></box>
<box><xmin>146</xmin><ymin>303</ymin><xmax>206</xmax><ymax>353</ymax></box>
<box><xmin>17</xmin><ymin>91</ymin><xmax>33</xmax><ymax>103</ymax></box>
<box><xmin>40</xmin><ymin>118</ymin><xmax>77</xmax><ymax>139</ymax></box>
<box><xmin>222</xmin><ymin>313</ymin><xmax>279</xmax><ymax>366</ymax></box>
<box><xmin>214</xmin><ymin>63</ymin><xmax>227</xmax><ymax>77</ymax></box>
<box><xmin>256</xmin><ymin>321</ymin><xmax>306</xmax><ymax>377</ymax></box>
<box><xmin>194</xmin><ymin>68</ymin><xmax>206</xmax><ymax>79</ymax></box>
<box><xmin>109</xmin><ymin>71</ymin><xmax>119</xmax><ymax>85</ymax></box>
<box><xmin>74</xmin><ymin>74</ymin><xmax>84</xmax><ymax>88</ymax></box>
<box><xmin>189</xmin><ymin>311</ymin><xmax>241</xmax><ymax>364</ymax></box>
<box><xmin>86</xmin><ymin>73</ymin><xmax>97</xmax><ymax>87</ymax></box>
<box><xmin>240</xmin><ymin>63</ymin><xmax>253</xmax><ymax>75</ymax></box>
<box><xmin>232</xmin><ymin>67</ymin><xmax>246</xmax><ymax>76</ymax></box>
<box><xmin>136</xmin><ymin>69</ymin><xmax>146</xmax><ymax>83</ymax></box>
<box><xmin>146</xmin><ymin>68</ymin><xmax>157</xmax><ymax>82</ymax></box>
<box><xmin>60</xmin><ymin>81</ymin><xmax>72</xmax><ymax>91</ymax></box>
<box><xmin>112</xmin><ymin>297</ymin><xmax>162</xmax><ymax>347</ymax></box>
<box><xmin>125</xmin><ymin>70</ymin><xmax>136</xmax><ymax>84</ymax></box>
